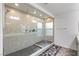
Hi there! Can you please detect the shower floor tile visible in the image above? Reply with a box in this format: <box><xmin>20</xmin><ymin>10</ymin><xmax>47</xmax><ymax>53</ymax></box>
<box><xmin>6</xmin><ymin>40</ymin><xmax>52</xmax><ymax>56</ymax></box>
<box><xmin>35</xmin><ymin>40</ymin><xmax>52</xmax><ymax>48</ymax></box>
<box><xmin>7</xmin><ymin>45</ymin><xmax>41</xmax><ymax>56</ymax></box>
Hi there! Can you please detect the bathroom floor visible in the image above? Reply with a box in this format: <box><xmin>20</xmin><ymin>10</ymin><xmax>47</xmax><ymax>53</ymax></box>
<box><xmin>39</xmin><ymin>44</ymin><xmax>77</xmax><ymax>56</ymax></box>
<box><xmin>56</xmin><ymin>47</ymin><xmax>77</xmax><ymax>56</ymax></box>
<box><xmin>6</xmin><ymin>40</ymin><xmax>77</xmax><ymax>56</ymax></box>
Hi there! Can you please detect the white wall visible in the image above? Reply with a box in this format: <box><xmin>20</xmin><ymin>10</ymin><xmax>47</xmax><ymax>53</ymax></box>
<box><xmin>0</xmin><ymin>3</ymin><xmax>4</xmax><ymax>56</ymax></box>
<box><xmin>54</xmin><ymin>9</ymin><xmax>79</xmax><ymax>50</ymax></box>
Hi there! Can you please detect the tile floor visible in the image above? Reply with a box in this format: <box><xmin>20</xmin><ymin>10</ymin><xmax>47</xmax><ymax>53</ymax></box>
<box><xmin>39</xmin><ymin>44</ymin><xmax>77</xmax><ymax>56</ymax></box>
<box><xmin>7</xmin><ymin>45</ymin><xmax>41</xmax><ymax>56</ymax></box>
<box><xmin>6</xmin><ymin>40</ymin><xmax>52</xmax><ymax>56</ymax></box>
<box><xmin>6</xmin><ymin>41</ymin><xmax>77</xmax><ymax>56</ymax></box>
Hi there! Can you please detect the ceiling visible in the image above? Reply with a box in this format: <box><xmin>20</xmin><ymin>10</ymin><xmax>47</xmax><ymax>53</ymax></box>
<box><xmin>5</xmin><ymin>3</ymin><xmax>79</xmax><ymax>20</ymax></box>
<box><xmin>36</xmin><ymin>3</ymin><xmax>79</xmax><ymax>17</ymax></box>
<box><xmin>5</xmin><ymin>3</ymin><xmax>49</xmax><ymax>19</ymax></box>
<box><xmin>5</xmin><ymin>3</ymin><xmax>54</xmax><ymax>23</ymax></box>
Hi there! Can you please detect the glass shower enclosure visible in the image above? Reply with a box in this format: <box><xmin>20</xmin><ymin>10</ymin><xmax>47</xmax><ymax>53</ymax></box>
<box><xmin>3</xmin><ymin>3</ymin><xmax>54</xmax><ymax>56</ymax></box>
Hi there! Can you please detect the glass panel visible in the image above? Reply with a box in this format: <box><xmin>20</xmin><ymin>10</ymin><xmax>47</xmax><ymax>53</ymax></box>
<box><xmin>37</xmin><ymin>22</ymin><xmax>43</xmax><ymax>36</ymax></box>
<box><xmin>4</xmin><ymin>7</ymin><xmax>43</xmax><ymax>35</ymax></box>
<box><xmin>4</xmin><ymin>3</ymin><xmax>54</xmax><ymax>56</ymax></box>
<box><xmin>45</xmin><ymin>22</ymin><xmax>53</xmax><ymax>36</ymax></box>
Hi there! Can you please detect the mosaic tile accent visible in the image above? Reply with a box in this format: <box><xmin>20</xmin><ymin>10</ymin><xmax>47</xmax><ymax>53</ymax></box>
<box><xmin>39</xmin><ymin>44</ymin><xmax>77</xmax><ymax>56</ymax></box>
<box><xmin>39</xmin><ymin>44</ymin><xmax>61</xmax><ymax>56</ymax></box>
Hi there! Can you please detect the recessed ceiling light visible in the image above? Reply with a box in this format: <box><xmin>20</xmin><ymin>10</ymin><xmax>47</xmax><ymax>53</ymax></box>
<box><xmin>33</xmin><ymin>11</ymin><xmax>36</xmax><ymax>14</ymax></box>
<box><xmin>10</xmin><ymin>10</ymin><xmax>15</xmax><ymax>13</ymax></box>
<box><xmin>32</xmin><ymin>20</ymin><xmax>37</xmax><ymax>23</ymax></box>
<box><xmin>9</xmin><ymin>16</ymin><xmax>20</xmax><ymax>20</ymax></box>
<box><xmin>40</xmin><ymin>14</ymin><xmax>42</xmax><ymax>16</ymax></box>
<box><xmin>46</xmin><ymin>18</ymin><xmax>51</xmax><ymax>22</ymax></box>
<box><xmin>15</xmin><ymin>3</ymin><xmax>19</xmax><ymax>6</ymax></box>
